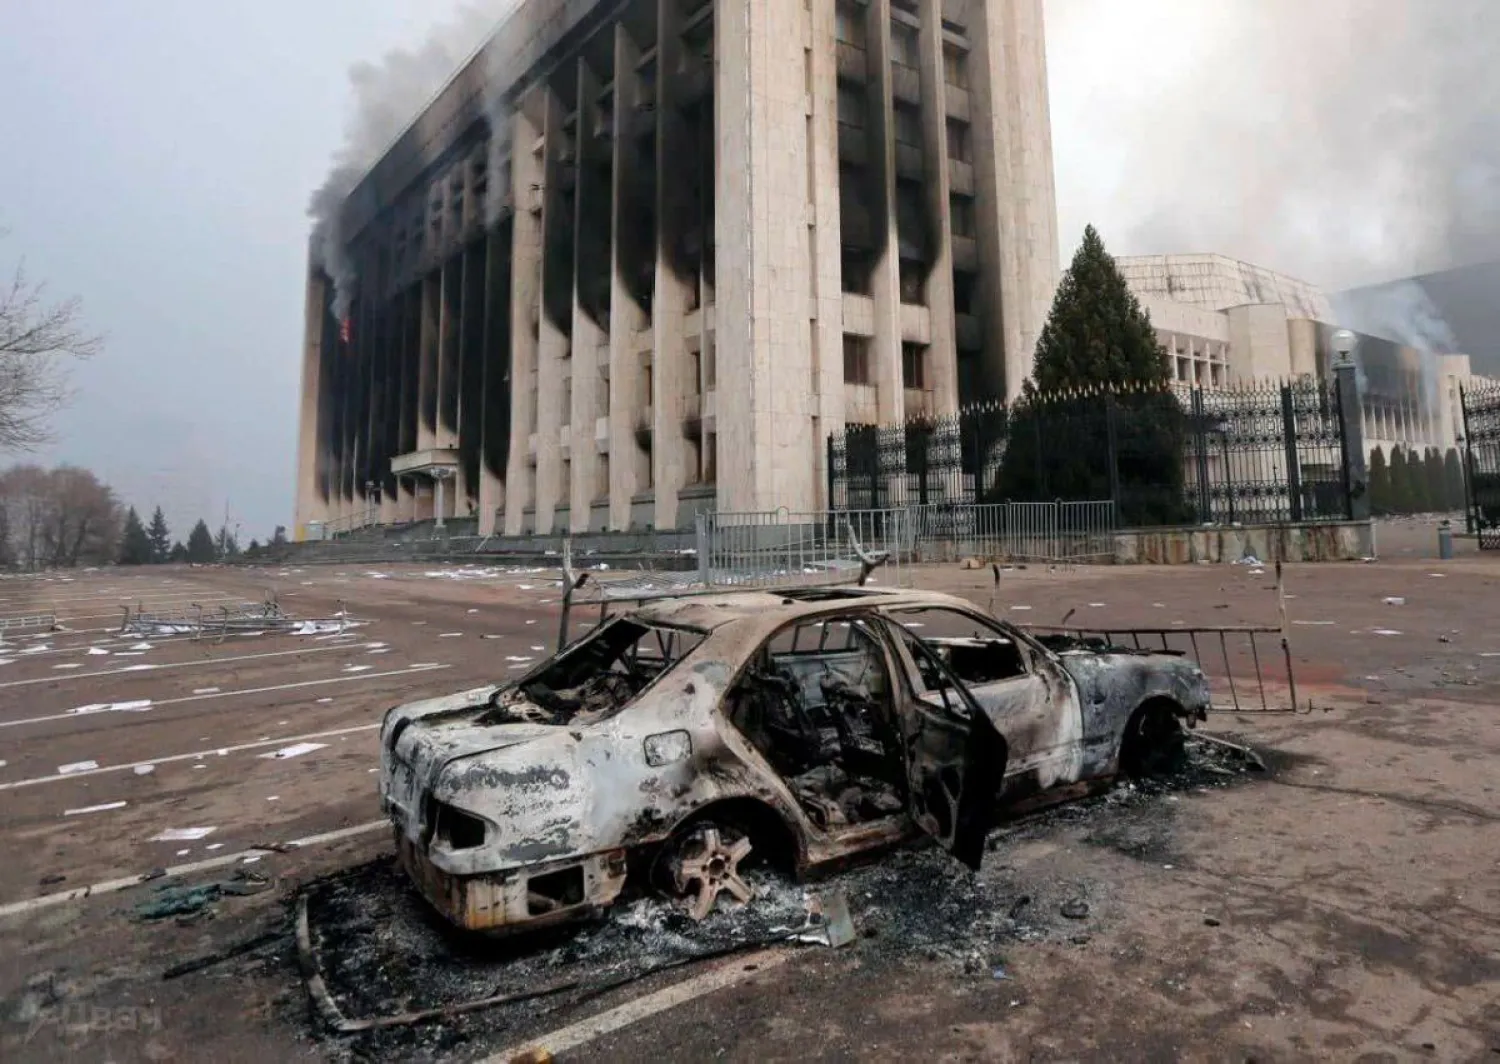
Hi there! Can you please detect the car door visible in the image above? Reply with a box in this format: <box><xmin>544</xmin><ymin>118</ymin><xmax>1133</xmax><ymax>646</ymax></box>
<box><xmin>886</xmin><ymin>606</ymin><xmax>1084</xmax><ymax>789</ymax></box>
<box><xmin>884</xmin><ymin>622</ymin><xmax>1006</xmax><ymax>871</ymax></box>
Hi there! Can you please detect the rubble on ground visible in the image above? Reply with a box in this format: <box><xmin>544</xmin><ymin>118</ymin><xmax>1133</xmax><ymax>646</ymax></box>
<box><xmin>299</xmin><ymin>733</ymin><xmax>1264</xmax><ymax>1057</ymax></box>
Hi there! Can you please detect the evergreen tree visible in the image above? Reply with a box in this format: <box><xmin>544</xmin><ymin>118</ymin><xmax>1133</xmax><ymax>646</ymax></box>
<box><xmin>271</xmin><ymin>525</ymin><xmax>289</xmax><ymax>547</ymax></box>
<box><xmin>1029</xmin><ymin>225</ymin><xmax>1170</xmax><ymax>392</ymax></box>
<box><xmin>994</xmin><ymin>225</ymin><xmax>1186</xmax><ymax>524</ymax></box>
<box><xmin>1444</xmin><ymin>448</ymin><xmax>1467</xmax><ymax>512</ymax></box>
<box><xmin>1388</xmin><ymin>447</ymin><xmax>1409</xmax><ymax>513</ymax></box>
<box><xmin>117</xmin><ymin>508</ymin><xmax>152</xmax><ymax>565</ymax></box>
<box><xmin>146</xmin><ymin>507</ymin><xmax>171</xmax><ymax>564</ymax></box>
<box><xmin>214</xmin><ymin>524</ymin><xmax>240</xmax><ymax>559</ymax></box>
<box><xmin>0</xmin><ymin>505</ymin><xmax>13</xmax><ymax>570</ymax></box>
<box><xmin>169</xmin><ymin>541</ymin><xmax>189</xmax><ymax>563</ymax></box>
<box><xmin>1403</xmin><ymin>446</ymin><xmax>1430</xmax><ymax>512</ymax></box>
<box><xmin>245</xmin><ymin>538</ymin><xmax>262</xmax><ymax>558</ymax></box>
<box><xmin>186</xmin><ymin>520</ymin><xmax>217</xmax><ymax>563</ymax></box>
<box><xmin>1368</xmin><ymin>446</ymin><xmax>1389</xmax><ymax>515</ymax></box>
<box><xmin>1423</xmin><ymin>448</ymin><xmax>1445</xmax><ymax>513</ymax></box>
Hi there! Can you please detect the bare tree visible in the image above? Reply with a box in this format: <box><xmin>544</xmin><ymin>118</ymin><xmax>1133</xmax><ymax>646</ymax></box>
<box><xmin>0</xmin><ymin>232</ymin><xmax>102</xmax><ymax>451</ymax></box>
<box><xmin>0</xmin><ymin>464</ymin><xmax>121</xmax><ymax>570</ymax></box>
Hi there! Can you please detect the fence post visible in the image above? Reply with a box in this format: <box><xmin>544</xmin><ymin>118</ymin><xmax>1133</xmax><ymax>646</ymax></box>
<box><xmin>695</xmin><ymin>512</ymin><xmax>710</xmax><ymax>586</ymax></box>
<box><xmin>1334</xmin><ymin>359</ymin><xmax>1369</xmax><ymax>521</ymax></box>
<box><xmin>826</xmin><ymin>433</ymin><xmax>836</xmax><ymax>512</ymax></box>
<box><xmin>1192</xmin><ymin>388</ymin><xmax>1212</xmax><ymax>521</ymax></box>
<box><xmin>1280</xmin><ymin>384</ymin><xmax>1304</xmax><ymax>523</ymax></box>
<box><xmin>1105</xmin><ymin>393</ymin><xmax>1122</xmax><ymax>512</ymax></box>
<box><xmin>1460</xmin><ymin>383</ymin><xmax>1476</xmax><ymax>534</ymax></box>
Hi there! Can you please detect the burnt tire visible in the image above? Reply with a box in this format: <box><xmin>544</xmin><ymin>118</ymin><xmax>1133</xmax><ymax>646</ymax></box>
<box><xmin>1120</xmin><ymin>701</ymin><xmax>1187</xmax><ymax>778</ymax></box>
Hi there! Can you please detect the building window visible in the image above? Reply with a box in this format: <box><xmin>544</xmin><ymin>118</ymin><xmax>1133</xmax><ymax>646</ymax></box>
<box><xmin>953</xmin><ymin>269</ymin><xmax>977</xmax><ymax>316</ymax></box>
<box><xmin>835</xmin><ymin>2</ymin><xmax>865</xmax><ymax>47</ymax></box>
<box><xmin>561</xmin><ymin>378</ymin><xmax>572</xmax><ymax>428</ymax></box>
<box><xmin>597</xmin><ymin>452</ymin><xmax>610</xmax><ymax>499</ymax></box>
<box><xmin>899</xmin><ymin>259</ymin><xmax>926</xmax><ymax>305</ymax></box>
<box><xmin>949</xmin><ymin>195</ymin><xmax>976</xmax><ymax>238</ymax></box>
<box><xmin>890</xmin><ymin>23</ymin><xmax>919</xmax><ymax>68</ymax></box>
<box><xmin>893</xmin><ymin>103</ymin><xmax>922</xmax><ymax>147</ymax></box>
<box><xmin>689</xmin><ymin>349</ymin><xmax>702</xmax><ymax>396</ymax></box>
<box><xmin>902</xmin><ymin>342</ymin><xmax>927</xmax><ymax>389</ymax></box>
<box><xmin>946</xmin><ymin>119</ymin><xmax>971</xmax><ymax>163</ymax></box>
<box><xmin>844</xmin><ymin>336</ymin><xmax>872</xmax><ymax>384</ymax></box>
<box><xmin>704</xmin><ymin>430</ymin><xmax>717</xmax><ymax>484</ymax></box>
<box><xmin>837</xmin><ymin>83</ymin><xmax>866</xmax><ymax>128</ymax></box>
<box><xmin>943</xmin><ymin>47</ymin><xmax>968</xmax><ymax>90</ymax></box>
<box><xmin>842</xmin><ymin>248</ymin><xmax>874</xmax><ymax>295</ymax></box>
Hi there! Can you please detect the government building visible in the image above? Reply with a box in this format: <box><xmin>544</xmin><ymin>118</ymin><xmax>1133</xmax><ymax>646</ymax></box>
<box><xmin>294</xmin><ymin>0</ymin><xmax>1060</xmax><ymax>536</ymax></box>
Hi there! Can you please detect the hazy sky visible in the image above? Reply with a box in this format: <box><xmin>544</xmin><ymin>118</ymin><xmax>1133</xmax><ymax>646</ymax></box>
<box><xmin>2</xmin><ymin>0</ymin><xmax>1494</xmax><ymax>538</ymax></box>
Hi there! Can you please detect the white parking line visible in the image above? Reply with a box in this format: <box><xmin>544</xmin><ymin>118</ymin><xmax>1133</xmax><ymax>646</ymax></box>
<box><xmin>0</xmin><ymin>664</ymin><xmax>451</xmax><ymax>729</ymax></box>
<box><xmin>0</xmin><ymin>724</ymin><xmax>383</xmax><ymax>790</ymax></box>
<box><xmin>0</xmin><ymin>642</ymin><xmax>368</xmax><ymax>690</ymax></box>
<box><xmin>0</xmin><ymin>821</ymin><xmax>389</xmax><ymax>920</ymax></box>
<box><xmin>479</xmin><ymin>949</ymin><xmax>795</xmax><ymax>1063</ymax></box>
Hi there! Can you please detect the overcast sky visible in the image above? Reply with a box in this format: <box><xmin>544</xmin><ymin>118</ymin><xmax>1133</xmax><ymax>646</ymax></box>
<box><xmin>2</xmin><ymin>0</ymin><xmax>1493</xmax><ymax>539</ymax></box>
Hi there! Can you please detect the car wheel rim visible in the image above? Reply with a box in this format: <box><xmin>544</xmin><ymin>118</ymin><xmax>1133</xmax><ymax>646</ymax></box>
<box><xmin>670</xmin><ymin>825</ymin><xmax>755</xmax><ymax>921</ymax></box>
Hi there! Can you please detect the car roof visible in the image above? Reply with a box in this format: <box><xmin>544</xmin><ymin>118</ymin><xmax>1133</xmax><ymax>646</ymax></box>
<box><xmin>628</xmin><ymin>586</ymin><xmax>985</xmax><ymax>632</ymax></box>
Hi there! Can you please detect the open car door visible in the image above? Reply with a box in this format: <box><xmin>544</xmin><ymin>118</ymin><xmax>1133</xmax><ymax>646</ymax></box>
<box><xmin>893</xmin><ymin>627</ymin><xmax>1007</xmax><ymax>871</ymax></box>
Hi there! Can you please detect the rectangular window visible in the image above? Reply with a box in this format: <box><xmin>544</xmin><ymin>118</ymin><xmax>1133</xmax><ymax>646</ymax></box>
<box><xmin>893</xmin><ymin>103</ymin><xmax>922</xmax><ymax>147</ymax></box>
<box><xmin>689</xmin><ymin>349</ymin><xmax>702</xmax><ymax>396</ymax></box>
<box><xmin>946</xmin><ymin>119</ymin><xmax>971</xmax><ymax>163</ymax></box>
<box><xmin>837</xmin><ymin>83</ymin><xmax>865</xmax><ymax>128</ymax></box>
<box><xmin>704</xmin><ymin>430</ymin><xmax>717</xmax><ymax>483</ymax></box>
<box><xmin>890</xmin><ymin>23</ymin><xmax>919</xmax><ymax>68</ymax></box>
<box><xmin>843</xmin><ymin>336</ymin><xmax>871</xmax><ymax>385</ymax></box>
<box><xmin>835</xmin><ymin>2</ymin><xmax>865</xmax><ymax>47</ymax></box>
<box><xmin>902</xmin><ymin>342</ymin><xmax>927</xmax><ymax>389</ymax></box>
<box><xmin>561</xmin><ymin>378</ymin><xmax>572</xmax><ymax>427</ymax></box>
<box><xmin>950</xmin><ymin>194</ymin><xmax>976</xmax><ymax>238</ymax></box>
<box><xmin>943</xmin><ymin>47</ymin><xmax>968</xmax><ymax>89</ymax></box>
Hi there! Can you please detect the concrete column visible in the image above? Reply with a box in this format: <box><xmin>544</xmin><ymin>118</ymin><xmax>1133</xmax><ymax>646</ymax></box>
<box><xmin>865</xmin><ymin>0</ymin><xmax>905</xmax><ymax>425</ymax></box>
<box><xmin>477</xmin><ymin>226</ymin><xmax>509</xmax><ymax>537</ymax></box>
<box><xmin>808</xmin><ymin>0</ymin><xmax>846</xmax><ymax>508</ymax></box>
<box><xmin>571</xmin><ymin>58</ymin><xmax>607</xmax><ymax>533</ymax></box>
<box><xmin>716</xmin><ymin>0</ymin><xmax>821</xmax><ymax>513</ymax></box>
<box><xmin>918</xmin><ymin>0</ymin><xmax>959</xmax><ymax>414</ymax></box>
<box><xmin>652</xmin><ymin>0</ymin><xmax>694</xmax><ymax>529</ymax></box>
<box><xmin>609</xmin><ymin>24</ymin><xmax>650</xmax><ymax>531</ymax></box>
<box><xmin>294</xmin><ymin>269</ymin><xmax>331</xmax><ymax>537</ymax></box>
<box><xmin>504</xmin><ymin>92</ymin><xmax>546</xmax><ymax>535</ymax></box>
<box><xmin>418</xmin><ymin>274</ymin><xmax>440</xmax><ymax>451</ymax></box>
<box><xmin>534</xmin><ymin>88</ymin><xmax>571</xmax><ymax>534</ymax></box>
<box><xmin>396</xmin><ymin>287</ymin><xmax>420</xmax><ymax>522</ymax></box>
<box><xmin>968</xmin><ymin>0</ymin><xmax>1060</xmax><ymax>400</ymax></box>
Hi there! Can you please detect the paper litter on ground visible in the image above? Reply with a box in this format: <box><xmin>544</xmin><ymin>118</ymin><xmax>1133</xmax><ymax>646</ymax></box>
<box><xmin>151</xmin><ymin>827</ymin><xmax>216</xmax><ymax>842</ymax></box>
<box><xmin>258</xmin><ymin>742</ymin><xmax>327</xmax><ymax>760</ymax></box>
<box><xmin>58</xmin><ymin>760</ymin><xmax>100</xmax><ymax>775</ymax></box>
<box><xmin>65</xmin><ymin>801</ymin><xmax>127</xmax><ymax>816</ymax></box>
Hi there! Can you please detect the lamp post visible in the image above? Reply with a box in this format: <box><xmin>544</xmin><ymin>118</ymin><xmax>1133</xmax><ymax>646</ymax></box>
<box><xmin>1330</xmin><ymin>329</ymin><xmax>1369</xmax><ymax>522</ymax></box>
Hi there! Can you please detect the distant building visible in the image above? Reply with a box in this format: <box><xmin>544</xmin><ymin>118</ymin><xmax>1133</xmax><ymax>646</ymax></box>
<box><xmin>1117</xmin><ymin>253</ymin><xmax>1495</xmax><ymax>457</ymax></box>
<box><xmin>295</xmin><ymin>0</ymin><xmax>1061</xmax><ymax>539</ymax></box>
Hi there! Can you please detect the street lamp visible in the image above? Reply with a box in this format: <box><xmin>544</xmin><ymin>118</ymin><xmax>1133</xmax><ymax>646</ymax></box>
<box><xmin>1333</xmin><ymin>329</ymin><xmax>1357</xmax><ymax>364</ymax></box>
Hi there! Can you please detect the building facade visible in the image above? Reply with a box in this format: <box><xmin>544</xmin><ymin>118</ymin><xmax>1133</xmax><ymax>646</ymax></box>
<box><xmin>295</xmin><ymin>0</ymin><xmax>1060</xmax><ymax>538</ymax></box>
<box><xmin>1117</xmin><ymin>253</ymin><xmax>1495</xmax><ymax>458</ymax></box>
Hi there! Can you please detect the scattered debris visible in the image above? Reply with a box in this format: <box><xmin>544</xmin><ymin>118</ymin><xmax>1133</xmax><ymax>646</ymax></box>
<box><xmin>134</xmin><ymin>765</ymin><xmax>155</xmax><ymax>776</ymax></box>
<box><xmin>57</xmin><ymin>760</ymin><xmax>100</xmax><ymax>776</ymax></box>
<box><xmin>64</xmin><ymin>801</ymin><xmax>128</xmax><ymax>816</ymax></box>
<box><xmin>260</xmin><ymin>742</ymin><xmax>327</xmax><ymax>761</ymax></box>
<box><xmin>1060</xmin><ymin>899</ymin><xmax>1090</xmax><ymax>920</ymax></box>
<box><xmin>134</xmin><ymin>870</ymin><xmax>271</xmax><ymax>921</ymax></box>
<box><xmin>152</xmin><ymin>827</ymin><xmax>217</xmax><ymax>843</ymax></box>
<box><xmin>1204</xmin><ymin>916</ymin><xmax>1222</xmax><ymax>927</ymax></box>
<box><xmin>1383</xmin><ymin>597</ymin><xmax>1407</xmax><ymax>606</ymax></box>
<box><xmin>68</xmin><ymin>700</ymin><xmax>153</xmax><ymax>717</ymax></box>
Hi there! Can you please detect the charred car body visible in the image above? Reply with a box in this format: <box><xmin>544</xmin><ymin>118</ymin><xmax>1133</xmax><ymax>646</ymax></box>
<box><xmin>379</xmin><ymin>589</ymin><xmax>1209</xmax><ymax>932</ymax></box>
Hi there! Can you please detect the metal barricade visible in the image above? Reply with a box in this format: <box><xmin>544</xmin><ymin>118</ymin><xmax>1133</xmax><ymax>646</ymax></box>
<box><xmin>696</xmin><ymin>508</ymin><xmax>915</xmax><ymax>590</ymax></box>
<box><xmin>907</xmin><ymin>500</ymin><xmax>1116</xmax><ymax>566</ymax></box>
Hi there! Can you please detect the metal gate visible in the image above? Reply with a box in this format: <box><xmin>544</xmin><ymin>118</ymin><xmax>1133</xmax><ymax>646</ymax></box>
<box><xmin>1460</xmin><ymin>381</ymin><xmax>1500</xmax><ymax>549</ymax></box>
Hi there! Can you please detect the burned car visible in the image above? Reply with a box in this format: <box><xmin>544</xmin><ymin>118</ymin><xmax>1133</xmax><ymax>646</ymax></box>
<box><xmin>379</xmin><ymin>588</ymin><xmax>1209</xmax><ymax>932</ymax></box>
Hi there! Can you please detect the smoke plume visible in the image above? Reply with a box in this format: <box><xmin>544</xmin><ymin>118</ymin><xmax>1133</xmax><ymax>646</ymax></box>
<box><xmin>1047</xmin><ymin>0</ymin><xmax>1500</xmax><ymax>291</ymax></box>
<box><xmin>307</xmin><ymin>2</ymin><xmax>523</xmax><ymax>319</ymax></box>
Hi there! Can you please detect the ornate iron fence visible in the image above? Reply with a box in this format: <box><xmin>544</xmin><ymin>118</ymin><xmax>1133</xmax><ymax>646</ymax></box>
<box><xmin>829</xmin><ymin>381</ymin><xmax>1352</xmax><ymax>528</ymax></box>
<box><xmin>1460</xmin><ymin>379</ymin><xmax>1500</xmax><ymax>549</ymax></box>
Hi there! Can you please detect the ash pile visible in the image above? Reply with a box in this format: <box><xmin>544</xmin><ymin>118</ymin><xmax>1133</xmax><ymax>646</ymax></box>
<box><xmin>301</xmin><ymin>733</ymin><xmax>1264</xmax><ymax>1058</ymax></box>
